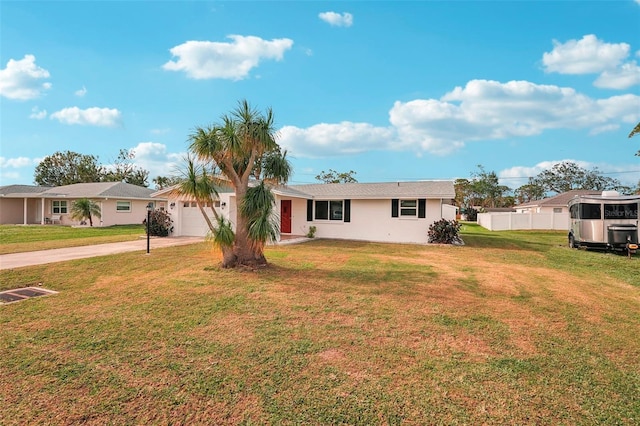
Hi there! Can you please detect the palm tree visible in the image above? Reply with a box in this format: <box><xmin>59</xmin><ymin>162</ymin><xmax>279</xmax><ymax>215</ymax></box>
<box><xmin>169</xmin><ymin>155</ymin><xmax>221</xmax><ymax>233</ymax></box>
<box><xmin>189</xmin><ymin>99</ymin><xmax>291</xmax><ymax>268</ymax></box>
<box><xmin>169</xmin><ymin>155</ymin><xmax>237</xmax><ymax>260</ymax></box>
<box><xmin>69</xmin><ymin>198</ymin><xmax>101</xmax><ymax>226</ymax></box>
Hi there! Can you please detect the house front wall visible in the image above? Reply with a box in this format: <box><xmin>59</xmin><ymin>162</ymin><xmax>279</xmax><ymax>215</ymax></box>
<box><xmin>163</xmin><ymin>192</ymin><xmax>451</xmax><ymax>244</ymax></box>
<box><xmin>0</xmin><ymin>199</ymin><xmax>34</xmax><ymax>224</ymax></box>
<box><xmin>1</xmin><ymin>198</ymin><xmax>46</xmax><ymax>224</ymax></box>
<box><xmin>41</xmin><ymin>198</ymin><xmax>162</xmax><ymax>226</ymax></box>
<box><xmin>285</xmin><ymin>197</ymin><xmax>447</xmax><ymax>244</ymax></box>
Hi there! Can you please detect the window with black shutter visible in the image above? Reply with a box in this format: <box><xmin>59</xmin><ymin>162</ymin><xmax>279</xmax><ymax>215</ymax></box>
<box><xmin>391</xmin><ymin>199</ymin><xmax>399</xmax><ymax>217</ymax></box>
<box><xmin>418</xmin><ymin>199</ymin><xmax>426</xmax><ymax>218</ymax></box>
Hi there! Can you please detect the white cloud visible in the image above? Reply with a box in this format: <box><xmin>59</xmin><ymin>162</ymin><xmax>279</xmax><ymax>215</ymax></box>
<box><xmin>542</xmin><ymin>34</ymin><xmax>639</xmax><ymax>89</ymax></box>
<box><xmin>0</xmin><ymin>54</ymin><xmax>52</xmax><ymax>100</ymax></box>
<box><xmin>542</xmin><ymin>34</ymin><xmax>629</xmax><ymax>74</ymax></box>
<box><xmin>150</xmin><ymin>128</ymin><xmax>171</xmax><ymax>135</ymax></box>
<box><xmin>589</xmin><ymin>124</ymin><xmax>619</xmax><ymax>135</ymax></box>
<box><xmin>29</xmin><ymin>106</ymin><xmax>47</xmax><ymax>120</ymax></box>
<box><xmin>280</xmin><ymin>79</ymin><xmax>640</xmax><ymax>158</ymax></box>
<box><xmin>594</xmin><ymin>61</ymin><xmax>640</xmax><ymax>89</ymax></box>
<box><xmin>127</xmin><ymin>142</ymin><xmax>184</xmax><ymax>180</ymax></box>
<box><xmin>0</xmin><ymin>156</ymin><xmax>35</xmax><ymax>169</ymax></box>
<box><xmin>278</xmin><ymin>122</ymin><xmax>395</xmax><ymax>158</ymax></box>
<box><xmin>75</xmin><ymin>86</ymin><xmax>87</xmax><ymax>97</ymax></box>
<box><xmin>318</xmin><ymin>11</ymin><xmax>353</xmax><ymax>27</ymax></box>
<box><xmin>50</xmin><ymin>107</ymin><xmax>122</xmax><ymax>127</ymax></box>
<box><xmin>163</xmin><ymin>35</ymin><xmax>294</xmax><ymax>80</ymax></box>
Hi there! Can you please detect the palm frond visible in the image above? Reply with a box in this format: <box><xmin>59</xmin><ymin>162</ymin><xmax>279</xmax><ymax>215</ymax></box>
<box><xmin>206</xmin><ymin>216</ymin><xmax>235</xmax><ymax>249</ymax></box>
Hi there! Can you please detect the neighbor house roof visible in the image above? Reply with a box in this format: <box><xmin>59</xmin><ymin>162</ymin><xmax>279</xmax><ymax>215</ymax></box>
<box><xmin>0</xmin><ymin>185</ymin><xmax>52</xmax><ymax>197</ymax></box>
<box><xmin>516</xmin><ymin>190</ymin><xmax>602</xmax><ymax>209</ymax></box>
<box><xmin>0</xmin><ymin>182</ymin><xmax>158</xmax><ymax>200</ymax></box>
<box><xmin>283</xmin><ymin>181</ymin><xmax>455</xmax><ymax>199</ymax></box>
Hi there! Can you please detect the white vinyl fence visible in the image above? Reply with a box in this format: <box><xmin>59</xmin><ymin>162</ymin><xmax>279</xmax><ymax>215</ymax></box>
<box><xmin>477</xmin><ymin>212</ymin><xmax>569</xmax><ymax>231</ymax></box>
<box><xmin>442</xmin><ymin>204</ymin><xmax>458</xmax><ymax>221</ymax></box>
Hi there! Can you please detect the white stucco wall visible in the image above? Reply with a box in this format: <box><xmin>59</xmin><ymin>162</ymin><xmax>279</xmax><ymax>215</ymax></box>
<box><xmin>40</xmin><ymin>198</ymin><xmax>162</xmax><ymax>227</ymax></box>
<box><xmin>284</xmin><ymin>197</ymin><xmax>449</xmax><ymax>244</ymax></box>
<box><xmin>164</xmin><ymin>191</ymin><xmax>453</xmax><ymax>244</ymax></box>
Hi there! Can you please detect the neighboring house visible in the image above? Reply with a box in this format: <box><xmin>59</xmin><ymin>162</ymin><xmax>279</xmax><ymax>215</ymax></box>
<box><xmin>154</xmin><ymin>180</ymin><xmax>457</xmax><ymax>244</ymax></box>
<box><xmin>478</xmin><ymin>190</ymin><xmax>603</xmax><ymax>231</ymax></box>
<box><xmin>515</xmin><ymin>190</ymin><xmax>601</xmax><ymax>214</ymax></box>
<box><xmin>0</xmin><ymin>182</ymin><xmax>166</xmax><ymax>226</ymax></box>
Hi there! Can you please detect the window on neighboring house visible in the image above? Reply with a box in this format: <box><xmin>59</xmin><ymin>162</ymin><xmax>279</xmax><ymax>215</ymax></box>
<box><xmin>553</xmin><ymin>208</ymin><xmax>563</xmax><ymax>213</ymax></box>
<box><xmin>52</xmin><ymin>200</ymin><xmax>68</xmax><ymax>214</ymax></box>
<box><xmin>314</xmin><ymin>200</ymin><xmax>344</xmax><ymax>221</ymax></box>
<box><xmin>400</xmin><ymin>199</ymin><xmax>417</xmax><ymax>216</ymax></box>
<box><xmin>116</xmin><ymin>201</ymin><xmax>131</xmax><ymax>212</ymax></box>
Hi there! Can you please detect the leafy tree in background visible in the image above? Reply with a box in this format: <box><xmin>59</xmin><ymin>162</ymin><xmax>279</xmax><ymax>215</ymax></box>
<box><xmin>102</xmin><ymin>149</ymin><xmax>149</xmax><ymax>187</ymax></box>
<box><xmin>469</xmin><ymin>165</ymin><xmax>512</xmax><ymax>209</ymax></box>
<box><xmin>531</xmin><ymin>161</ymin><xmax>625</xmax><ymax>194</ymax></box>
<box><xmin>69</xmin><ymin>198</ymin><xmax>101</xmax><ymax>226</ymax></box>
<box><xmin>315</xmin><ymin>169</ymin><xmax>358</xmax><ymax>183</ymax></box>
<box><xmin>153</xmin><ymin>175</ymin><xmax>182</xmax><ymax>189</ymax></box>
<box><xmin>454</xmin><ymin>166</ymin><xmax>512</xmax><ymax>215</ymax></box>
<box><xmin>34</xmin><ymin>149</ymin><xmax>151</xmax><ymax>187</ymax></box>
<box><xmin>514</xmin><ymin>180</ymin><xmax>546</xmax><ymax>204</ymax></box>
<box><xmin>189</xmin><ymin>99</ymin><xmax>292</xmax><ymax>268</ymax></box>
<box><xmin>34</xmin><ymin>151</ymin><xmax>103</xmax><ymax>186</ymax></box>
<box><xmin>454</xmin><ymin>178</ymin><xmax>474</xmax><ymax>210</ymax></box>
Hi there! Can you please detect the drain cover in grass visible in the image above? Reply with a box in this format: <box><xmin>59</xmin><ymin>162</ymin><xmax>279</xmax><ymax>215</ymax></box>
<box><xmin>0</xmin><ymin>287</ymin><xmax>57</xmax><ymax>304</ymax></box>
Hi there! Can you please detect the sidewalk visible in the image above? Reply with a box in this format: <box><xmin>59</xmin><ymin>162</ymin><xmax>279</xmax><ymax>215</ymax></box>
<box><xmin>0</xmin><ymin>237</ymin><xmax>205</xmax><ymax>270</ymax></box>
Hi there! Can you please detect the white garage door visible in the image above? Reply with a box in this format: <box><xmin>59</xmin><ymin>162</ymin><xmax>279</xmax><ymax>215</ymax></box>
<box><xmin>180</xmin><ymin>202</ymin><xmax>213</xmax><ymax>236</ymax></box>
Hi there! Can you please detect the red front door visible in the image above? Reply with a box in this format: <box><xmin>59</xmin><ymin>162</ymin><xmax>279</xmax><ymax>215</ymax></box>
<box><xmin>281</xmin><ymin>200</ymin><xmax>292</xmax><ymax>234</ymax></box>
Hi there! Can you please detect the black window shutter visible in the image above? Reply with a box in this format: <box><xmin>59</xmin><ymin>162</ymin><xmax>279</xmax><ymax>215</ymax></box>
<box><xmin>344</xmin><ymin>200</ymin><xmax>351</xmax><ymax>222</ymax></box>
<box><xmin>307</xmin><ymin>199</ymin><xmax>313</xmax><ymax>221</ymax></box>
<box><xmin>391</xmin><ymin>199</ymin><xmax>399</xmax><ymax>217</ymax></box>
<box><xmin>418</xmin><ymin>199</ymin><xmax>426</xmax><ymax>218</ymax></box>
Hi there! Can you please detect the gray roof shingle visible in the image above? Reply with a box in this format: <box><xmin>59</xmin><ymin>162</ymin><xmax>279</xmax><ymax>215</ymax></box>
<box><xmin>279</xmin><ymin>181</ymin><xmax>455</xmax><ymax>199</ymax></box>
<box><xmin>0</xmin><ymin>185</ymin><xmax>52</xmax><ymax>196</ymax></box>
<box><xmin>1</xmin><ymin>182</ymin><xmax>157</xmax><ymax>200</ymax></box>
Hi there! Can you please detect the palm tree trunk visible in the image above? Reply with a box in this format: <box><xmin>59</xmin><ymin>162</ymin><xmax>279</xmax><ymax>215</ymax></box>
<box><xmin>228</xmin><ymin>187</ymin><xmax>267</xmax><ymax>268</ymax></box>
<box><xmin>196</xmin><ymin>201</ymin><xmax>215</xmax><ymax>233</ymax></box>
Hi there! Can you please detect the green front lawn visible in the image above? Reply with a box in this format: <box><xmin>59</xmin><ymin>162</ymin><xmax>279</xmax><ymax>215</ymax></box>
<box><xmin>0</xmin><ymin>224</ymin><xmax>146</xmax><ymax>254</ymax></box>
<box><xmin>0</xmin><ymin>224</ymin><xmax>638</xmax><ymax>424</ymax></box>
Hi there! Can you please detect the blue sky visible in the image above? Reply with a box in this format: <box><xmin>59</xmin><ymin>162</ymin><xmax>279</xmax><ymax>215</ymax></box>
<box><xmin>1</xmin><ymin>1</ymin><xmax>639</xmax><ymax>190</ymax></box>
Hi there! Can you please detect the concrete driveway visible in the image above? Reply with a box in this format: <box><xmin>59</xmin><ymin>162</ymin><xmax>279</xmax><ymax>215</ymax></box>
<box><xmin>0</xmin><ymin>237</ymin><xmax>205</xmax><ymax>270</ymax></box>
